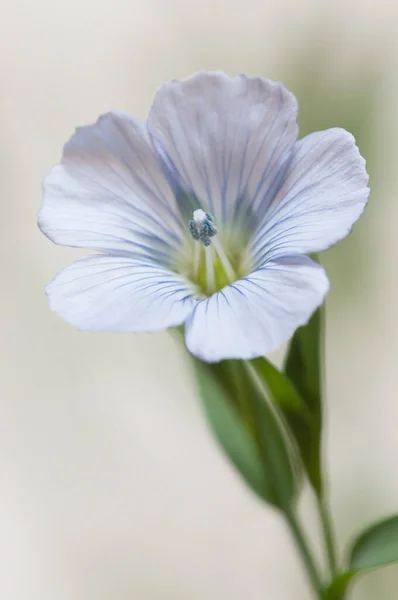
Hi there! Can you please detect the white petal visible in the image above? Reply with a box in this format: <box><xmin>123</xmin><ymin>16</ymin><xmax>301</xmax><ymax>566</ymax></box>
<box><xmin>251</xmin><ymin>128</ymin><xmax>369</xmax><ymax>265</ymax></box>
<box><xmin>46</xmin><ymin>255</ymin><xmax>196</xmax><ymax>332</ymax></box>
<box><xmin>184</xmin><ymin>256</ymin><xmax>329</xmax><ymax>362</ymax></box>
<box><xmin>147</xmin><ymin>71</ymin><xmax>298</xmax><ymax>224</ymax></box>
<box><xmin>39</xmin><ymin>112</ymin><xmax>184</xmax><ymax>265</ymax></box>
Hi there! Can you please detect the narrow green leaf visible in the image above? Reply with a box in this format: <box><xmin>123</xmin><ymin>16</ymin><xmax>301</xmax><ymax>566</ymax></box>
<box><xmin>193</xmin><ymin>359</ymin><xmax>270</xmax><ymax>502</ymax></box>
<box><xmin>349</xmin><ymin>514</ymin><xmax>398</xmax><ymax>571</ymax></box>
<box><xmin>252</xmin><ymin>356</ymin><xmax>314</xmax><ymax>484</ymax></box>
<box><xmin>284</xmin><ymin>306</ymin><xmax>323</xmax><ymax>418</ymax></box>
<box><xmin>192</xmin><ymin>358</ymin><xmax>299</xmax><ymax>511</ymax></box>
<box><xmin>284</xmin><ymin>296</ymin><xmax>324</xmax><ymax>492</ymax></box>
<box><xmin>252</xmin><ymin>356</ymin><xmax>309</xmax><ymax>415</ymax></box>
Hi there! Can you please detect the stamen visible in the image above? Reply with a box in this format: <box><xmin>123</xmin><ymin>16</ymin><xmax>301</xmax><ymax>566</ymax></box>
<box><xmin>212</xmin><ymin>237</ymin><xmax>236</xmax><ymax>282</ymax></box>
<box><xmin>193</xmin><ymin>239</ymin><xmax>200</xmax><ymax>279</ymax></box>
<box><xmin>205</xmin><ymin>245</ymin><xmax>215</xmax><ymax>293</ymax></box>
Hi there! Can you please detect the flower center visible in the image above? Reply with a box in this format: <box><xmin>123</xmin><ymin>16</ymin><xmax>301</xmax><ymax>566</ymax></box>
<box><xmin>180</xmin><ymin>209</ymin><xmax>251</xmax><ymax>297</ymax></box>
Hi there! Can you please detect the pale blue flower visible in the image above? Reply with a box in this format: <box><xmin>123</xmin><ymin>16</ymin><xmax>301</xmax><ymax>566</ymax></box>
<box><xmin>38</xmin><ymin>72</ymin><xmax>369</xmax><ymax>362</ymax></box>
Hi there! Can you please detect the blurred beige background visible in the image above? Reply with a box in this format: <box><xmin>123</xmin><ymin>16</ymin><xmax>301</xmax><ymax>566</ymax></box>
<box><xmin>1</xmin><ymin>0</ymin><xmax>398</xmax><ymax>598</ymax></box>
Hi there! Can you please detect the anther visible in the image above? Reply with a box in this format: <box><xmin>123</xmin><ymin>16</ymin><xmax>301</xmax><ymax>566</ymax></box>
<box><xmin>188</xmin><ymin>219</ymin><xmax>200</xmax><ymax>241</ymax></box>
<box><xmin>188</xmin><ymin>209</ymin><xmax>217</xmax><ymax>246</ymax></box>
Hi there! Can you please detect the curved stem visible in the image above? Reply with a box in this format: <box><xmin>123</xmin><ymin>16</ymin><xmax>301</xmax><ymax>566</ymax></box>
<box><xmin>318</xmin><ymin>493</ymin><xmax>338</xmax><ymax>578</ymax></box>
<box><xmin>285</xmin><ymin>510</ymin><xmax>324</xmax><ymax>598</ymax></box>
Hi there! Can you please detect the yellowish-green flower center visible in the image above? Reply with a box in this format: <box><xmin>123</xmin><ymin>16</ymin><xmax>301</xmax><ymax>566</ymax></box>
<box><xmin>178</xmin><ymin>210</ymin><xmax>252</xmax><ymax>297</ymax></box>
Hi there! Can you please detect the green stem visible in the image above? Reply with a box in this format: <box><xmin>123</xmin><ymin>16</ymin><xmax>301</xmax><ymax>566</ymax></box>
<box><xmin>285</xmin><ymin>511</ymin><xmax>324</xmax><ymax>599</ymax></box>
<box><xmin>318</xmin><ymin>493</ymin><xmax>339</xmax><ymax>578</ymax></box>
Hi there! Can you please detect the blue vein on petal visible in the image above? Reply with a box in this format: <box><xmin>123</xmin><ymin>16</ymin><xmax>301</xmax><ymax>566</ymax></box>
<box><xmin>148</xmin><ymin>131</ymin><xmax>205</xmax><ymax>221</ymax></box>
<box><xmin>102</xmin><ymin>117</ymin><xmax>187</xmax><ymax>232</ymax></box>
<box><xmin>162</xmin><ymin>94</ymin><xmax>211</xmax><ymax>213</ymax></box>
<box><xmin>233</xmin><ymin>99</ymin><xmax>283</xmax><ymax>224</ymax></box>
<box><xmin>249</xmin><ymin>135</ymin><xmax>345</xmax><ymax>261</ymax></box>
<box><xmin>58</xmin><ymin>160</ymin><xmax>183</xmax><ymax>246</ymax></box>
<box><xmin>248</xmin><ymin>119</ymin><xmax>292</xmax><ymax>223</ymax></box>
<box><xmin>80</xmin><ymin>282</ymin><xmax>193</xmax><ymax>324</ymax></box>
<box><xmin>65</xmin><ymin>273</ymin><xmax>193</xmax><ymax>322</ymax></box>
<box><xmin>195</xmin><ymin>111</ymin><xmax>214</xmax><ymax>215</ymax></box>
<box><xmin>250</xmin><ymin>181</ymin><xmax>356</xmax><ymax>264</ymax></box>
<box><xmin>70</xmin><ymin>126</ymin><xmax>184</xmax><ymax>241</ymax></box>
<box><xmin>152</xmin><ymin>104</ymin><xmax>202</xmax><ymax>204</ymax></box>
<box><xmin>235</xmin><ymin>85</ymin><xmax>284</xmax><ymax>219</ymax></box>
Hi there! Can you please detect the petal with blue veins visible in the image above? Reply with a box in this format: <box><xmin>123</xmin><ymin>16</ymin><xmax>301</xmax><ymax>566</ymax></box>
<box><xmin>250</xmin><ymin>128</ymin><xmax>370</xmax><ymax>266</ymax></box>
<box><xmin>148</xmin><ymin>71</ymin><xmax>298</xmax><ymax>226</ymax></box>
<box><xmin>39</xmin><ymin>112</ymin><xmax>185</xmax><ymax>266</ymax></box>
<box><xmin>184</xmin><ymin>255</ymin><xmax>329</xmax><ymax>362</ymax></box>
<box><xmin>46</xmin><ymin>255</ymin><xmax>196</xmax><ymax>332</ymax></box>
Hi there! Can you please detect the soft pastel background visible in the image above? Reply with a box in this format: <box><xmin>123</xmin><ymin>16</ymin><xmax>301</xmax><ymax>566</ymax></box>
<box><xmin>1</xmin><ymin>1</ymin><xmax>397</xmax><ymax>598</ymax></box>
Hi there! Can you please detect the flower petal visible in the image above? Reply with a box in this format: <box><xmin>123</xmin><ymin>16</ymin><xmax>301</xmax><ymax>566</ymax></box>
<box><xmin>46</xmin><ymin>255</ymin><xmax>196</xmax><ymax>332</ymax></box>
<box><xmin>250</xmin><ymin>128</ymin><xmax>369</xmax><ymax>265</ymax></box>
<box><xmin>39</xmin><ymin>112</ymin><xmax>185</xmax><ymax>266</ymax></box>
<box><xmin>184</xmin><ymin>256</ymin><xmax>329</xmax><ymax>362</ymax></box>
<box><xmin>147</xmin><ymin>71</ymin><xmax>298</xmax><ymax>224</ymax></box>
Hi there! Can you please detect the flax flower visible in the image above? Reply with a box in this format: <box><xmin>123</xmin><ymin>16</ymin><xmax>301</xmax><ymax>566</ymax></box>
<box><xmin>39</xmin><ymin>72</ymin><xmax>369</xmax><ymax>362</ymax></box>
